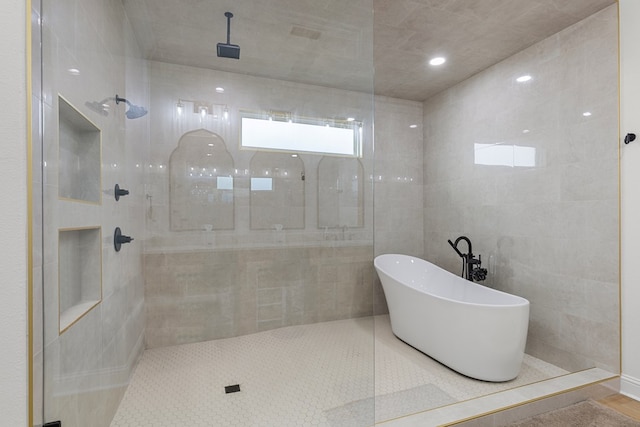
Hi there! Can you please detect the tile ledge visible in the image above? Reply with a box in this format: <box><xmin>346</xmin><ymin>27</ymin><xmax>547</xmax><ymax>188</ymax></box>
<box><xmin>376</xmin><ymin>368</ymin><xmax>617</xmax><ymax>427</ymax></box>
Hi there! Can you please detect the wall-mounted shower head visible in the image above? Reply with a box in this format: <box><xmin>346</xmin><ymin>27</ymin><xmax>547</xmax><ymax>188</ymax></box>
<box><xmin>217</xmin><ymin>12</ymin><xmax>240</xmax><ymax>59</ymax></box>
<box><xmin>115</xmin><ymin>94</ymin><xmax>148</xmax><ymax>119</ymax></box>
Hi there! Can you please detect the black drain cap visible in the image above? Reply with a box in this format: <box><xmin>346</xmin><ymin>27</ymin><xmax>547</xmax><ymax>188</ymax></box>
<box><xmin>225</xmin><ymin>384</ymin><xmax>241</xmax><ymax>394</ymax></box>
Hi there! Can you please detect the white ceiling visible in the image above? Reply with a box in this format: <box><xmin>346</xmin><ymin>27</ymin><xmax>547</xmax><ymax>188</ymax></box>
<box><xmin>123</xmin><ymin>0</ymin><xmax>616</xmax><ymax>102</ymax></box>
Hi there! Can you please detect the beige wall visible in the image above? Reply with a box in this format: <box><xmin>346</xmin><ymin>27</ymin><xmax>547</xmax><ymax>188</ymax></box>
<box><xmin>144</xmin><ymin>61</ymin><xmax>375</xmax><ymax>346</ymax></box>
<box><xmin>422</xmin><ymin>5</ymin><xmax>619</xmax><ymax>373</ymax></box>
<box><xmin>145</xmin><ymin>246</ymin><xmax>374</xmax><ymax>348</ymax></box>
<box><xmin>35</xmin><ymin>0</ymin><xmax>149</xmax><ymax>424</ymax></box>
<box><xmin>0</xmin><ymin>0</ymin><xmax>28</xmax><ymax>425</ymax></box>
<box><xmin>143</xmin><ymin>61</ymin><xmax>424</xmax><ymax>346</ymax></box>
<box><xmin>373</xmin><ymin>96</ymin><xmax>424</xmax><ymax>258</ymax></box>
<box><xmin>620</xmin><ymin>0</ymin><xmax>640</xmax><ymax>400</ymax></box>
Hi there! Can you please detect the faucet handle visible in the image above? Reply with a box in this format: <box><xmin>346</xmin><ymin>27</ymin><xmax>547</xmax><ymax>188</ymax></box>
<box><xmin>472</xmin><ymin>266</ymin><xmax>488</xmax><ymax>281</ymax></box>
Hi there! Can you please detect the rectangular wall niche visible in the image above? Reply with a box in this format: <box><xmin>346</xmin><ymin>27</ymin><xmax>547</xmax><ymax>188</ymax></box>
<box><xmin>58</xmin><ymin>95</ymin><xmax>101</xmax><ymax>203</ymax></box>
<box><xmin>58</xmin><ymin>227</ymin><xmax>102</xmax><ymax>333</ymax></box>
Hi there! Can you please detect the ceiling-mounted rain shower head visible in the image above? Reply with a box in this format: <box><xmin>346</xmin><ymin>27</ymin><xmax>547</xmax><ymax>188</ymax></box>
<box><xmin>217</xmin><ymin>12</ymin><xmax>240</xmax><ymax>59</ymax></box>
<box><xmin>115</xmin><ymin>94</ymin><xmax>148</xmax><ymax>119</ymax></box>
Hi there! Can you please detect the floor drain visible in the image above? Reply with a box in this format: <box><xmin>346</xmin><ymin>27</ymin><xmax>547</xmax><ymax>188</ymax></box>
<box><xmin>225</xmin><ymin>384</ymin><xmax>241</xmax><ymax>394</ymax></box>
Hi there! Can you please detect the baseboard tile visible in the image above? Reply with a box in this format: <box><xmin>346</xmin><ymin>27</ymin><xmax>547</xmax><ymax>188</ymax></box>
<box><xmin>621</xmin><ymin>374</ymin><xmax>640</xmax><ymax>401</ymax></box>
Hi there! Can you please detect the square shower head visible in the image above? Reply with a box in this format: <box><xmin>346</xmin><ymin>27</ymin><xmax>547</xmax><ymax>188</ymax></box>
<box><xmin>217</xmin><ymin>43</ymin><xmax>240</xmax><ymax>59</ymax></box>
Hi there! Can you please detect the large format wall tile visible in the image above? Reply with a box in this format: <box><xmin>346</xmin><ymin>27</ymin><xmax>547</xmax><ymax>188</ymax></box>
<box><xmin>144</xmin><ymin>246</ymin><xmax>374</xmax><ymax>348</ymax></box>
<box><xmin>422</xmin><ymin>5</ymin><xmax>619</xmax><ymax>373</ymax></box>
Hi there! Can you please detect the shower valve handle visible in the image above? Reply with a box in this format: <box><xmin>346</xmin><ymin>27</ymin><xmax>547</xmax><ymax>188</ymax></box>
<box><xmin>114</xmin><ymin>227</ymin><xmax>134</xmax><ymax>252</ymax></box>
<box><xmin>115</xmin><ymin>184</ymin><xmax>130</xmax><ymax>201</ymax></box>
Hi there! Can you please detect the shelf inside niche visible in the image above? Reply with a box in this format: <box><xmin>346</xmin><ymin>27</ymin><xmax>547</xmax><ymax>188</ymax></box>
<box><xmin>58</xmin><ymin>95</ymin><xmax>101</xmax><ymax>203</ymax></box>
<box><xmin>59</xmin><ymin>227</ymin><xmax>102</xmax><ymax>333</ymax></box>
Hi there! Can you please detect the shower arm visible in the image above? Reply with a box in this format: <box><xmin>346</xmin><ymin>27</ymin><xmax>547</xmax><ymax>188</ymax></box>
<box><xmin>225</xmin><ymin>11</ymin><xmax>233</xmax><ymax>44</ymax></box>
<box><xmin>115</xmin><ymin>95</ymin><xmax>131</xmax><ymax>107</ymax></box>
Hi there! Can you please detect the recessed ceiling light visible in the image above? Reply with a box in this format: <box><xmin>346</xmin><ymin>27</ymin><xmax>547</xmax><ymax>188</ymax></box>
<box><xmin>67</xmin><ymin>68</ymin><xmax>80</xmax><ymax>76</ymax></box>
<box><xmin>523</xmin><ymin>129</ymin><xmax>530</xmax><ymax>133</ymax></box>
<box><xmin>215</xmin><ymin>87</ymin><xmax>225</xmax><ymax>93</ymax></box>
<box><xmin>409</xmin><ymin>124</ymin><xmax>418</xmax><ymax>128</ymax></box>
<box><xmin>516</xmin><ymin>75</ymin><xmax>532</xmax><ymax>83</ymax></box>
<box><xmin>429</xmin><ymin>57</ymin><xmax>446</xmax><ymax>66</ymax></box>
<box><xmin>583</xmin><ymin>111</ymin><xmax>592</xmax><ymax>117</ymax></box>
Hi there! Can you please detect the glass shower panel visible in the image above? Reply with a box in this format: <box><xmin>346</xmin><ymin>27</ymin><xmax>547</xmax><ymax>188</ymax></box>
<box><xmin>318</xmin><ymin>156</ymin><xmax>365</xmax><ymax>229</ymax></box>
<box><xmin>141</xmin><ymin>1</ymin><xmax>375</xmax><ymax>425</ymax></box>
<box><xmin>39</xmin><ymin>0</ymin><xmax>149</xmax><ymax>425</ymax></box>
<box><xmin>249</xmin><ymin>151</ymin><xmax>305</xmax><ymax>230</ymax></box>
<box><xmin>34</xmin><ymin>0</ymin><xmax>621</xmax><ymax>425</ymax></box>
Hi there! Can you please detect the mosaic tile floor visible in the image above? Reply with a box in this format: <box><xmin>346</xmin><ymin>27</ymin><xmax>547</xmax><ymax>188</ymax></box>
<box><xmin>110</xmin><ymin>315</ymin><xmax>568</xmax><ymax>427</ymax></box>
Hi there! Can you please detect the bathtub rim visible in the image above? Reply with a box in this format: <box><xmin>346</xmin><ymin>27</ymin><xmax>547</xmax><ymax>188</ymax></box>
<box><xmin>374</xmin><ymin>253</ymin><xmax>530</xmax><ymax>308</ymax></box>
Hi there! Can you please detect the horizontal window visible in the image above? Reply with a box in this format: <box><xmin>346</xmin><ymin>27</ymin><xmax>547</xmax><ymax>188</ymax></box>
<box><xmin>241</xmin><ymin>112</ymin><xmax>362</xmax><ymax>157</ymax></box>
<box><xmin>474</xmin><ymin>143</ymin><xmax>536</xmax><ymax>167</ymax></box>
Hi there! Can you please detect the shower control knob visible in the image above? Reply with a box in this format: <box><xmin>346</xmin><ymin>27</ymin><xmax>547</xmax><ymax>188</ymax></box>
<box><xmin>114</xmin><ymin>227</ymin><xmax>134</xmax><ymax>252</ymax></box>
<box><xmin>115</xmin><ymin>184</ymin><xmax>130</xmax><ymax>201</ymax></box>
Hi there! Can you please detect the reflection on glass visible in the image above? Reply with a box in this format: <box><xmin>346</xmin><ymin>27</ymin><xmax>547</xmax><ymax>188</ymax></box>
<box><xmin>217</xmin><ymin>176</ymin><xmax>233</xmax><ymax>190</ymax></box>
<box><xmin>169</xmin><ymin>129</ymin><xmax>235</xmax><ymax>230</ymax></box>
<box><xmin>251</xmin><ymin>177</ymin><xmax>273</xmax><ymax>191</ymax></box>
<box><xmin>474</xmin><ymin>143</ymin><xmax>536</xmax><ymax>167</ymax></box>
<box><xmin>241</xmin><ymin>114</ymin><xmax>360</xmax><ymax>156</ymax></box>
<box><xmin>318</xmin><ymin>156</ymin><xmax>364</xmax><ymax>228</ymax></box>
<box><xmin>249</xmin><ymin>152</ymin><xmax>304</xmax><ymax>229</ymax></box>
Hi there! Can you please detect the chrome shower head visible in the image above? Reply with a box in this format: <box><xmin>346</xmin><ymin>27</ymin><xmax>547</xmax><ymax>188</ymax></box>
<box><xmin>115</xmin><ymin>94</ymin><xmax>148</xmax><ymax>119</ymax></box>
<box><xmin>125</xmin><ymin>104</ymin><xmax>148</xmax><ymax>119</ymax></box>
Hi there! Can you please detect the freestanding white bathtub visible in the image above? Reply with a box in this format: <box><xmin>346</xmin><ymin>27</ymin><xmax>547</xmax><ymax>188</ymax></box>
<box><xmin>374</xmin><ymin>254</ymin><xmax>530</xmax><ymax>382</ymax></box>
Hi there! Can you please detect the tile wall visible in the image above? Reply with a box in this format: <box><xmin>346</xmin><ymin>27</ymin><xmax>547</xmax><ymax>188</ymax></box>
<box><xmin>143</xmin><ymin>61</ymin><xmax>424</xmax><ymax>346</ymax></box>
<box><xmin>144</xmin><ymin>61</ymin><xmax>374</xmax><ymax>347</ymax></box>
<box><xmin>37</xmin><ymin>0</ymin><xmax>149</xmax><ymax>425</ymax></box>
<box><xmin>373</xmin><ymin>96</ymin><xmax>424</xmax><ymax>313</ymax></box>
<box><xmin>422</xmin><ymin>5</ymin><xmax>619</xmax><ymax>373</ymax></box>
<box><xmin>144</xmin><ymin>246</ymin><xmax>374</xmax><ymax>347</ymax></box>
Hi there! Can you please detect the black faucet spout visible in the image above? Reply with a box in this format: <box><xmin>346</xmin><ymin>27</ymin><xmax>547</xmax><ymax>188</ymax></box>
<box><xmin>453</xmin><ymin>236</ymin><xmax>472</xmax><ymax>257</ymax></box>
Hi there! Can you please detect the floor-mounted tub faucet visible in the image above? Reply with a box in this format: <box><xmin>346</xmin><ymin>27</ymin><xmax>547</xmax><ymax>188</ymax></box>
<box><xmin>447</xmin><ymin>236</ymin><xmax>487</xmax><ymax>282</ymax></box>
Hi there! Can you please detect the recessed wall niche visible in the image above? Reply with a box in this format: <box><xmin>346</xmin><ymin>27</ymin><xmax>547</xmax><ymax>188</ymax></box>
<box><xmin>58</xmin><ymin>227</ymin><xmax>102</xmax><ymax>333</ymax></box>
<box><xmin>169</xmin><ymin>129</ymin><xmax>235</xmax><ymax>231</ymax></box>
<box><xmin>58</xmin><ymin>95</ymin><xmax>102</xmax><ymax>203</ymax></box>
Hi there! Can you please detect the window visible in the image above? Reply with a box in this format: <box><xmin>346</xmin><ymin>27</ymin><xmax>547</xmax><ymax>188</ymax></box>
<box><xmin>474</xmin><ymin>143</ymin><xmax>536</xmax><ymax>167</ymax></box>
<box><xmin>240</xmin><ymin>111</ymin><xmax>362</xmax><ymax>157</ymax></box>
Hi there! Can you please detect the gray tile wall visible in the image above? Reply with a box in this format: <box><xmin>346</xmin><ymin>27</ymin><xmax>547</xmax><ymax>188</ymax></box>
<box><xmin>39</xmin><ymin>0</ymin><xmax>148</xmax><ymax>424</ymax></box>
<box><xmin>144</xmin><ymin>246</ymin><xmax>374</xmax><ymax>348</ymax></box>
<box><xmin>143</xmin><ymin>61</ymin><xmax>425</xmax><ymax>346</ymax></box>
<box><xmin>422</xmin><ymin>5</ymin><xmax>619</xmax><ymax>373</ymax></box>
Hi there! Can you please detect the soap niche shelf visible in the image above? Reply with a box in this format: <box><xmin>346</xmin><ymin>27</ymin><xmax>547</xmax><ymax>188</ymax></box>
<box><xmin>58</xmin><ymin>95</ymin><xmax>102</xmax><ymax>204</ymax></box>
<box><xmin>58</xmin><ymin>227</ymin><xmax>102</xmax><ymax>334</ymax></box>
